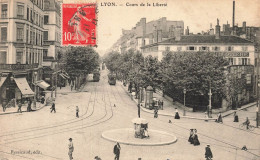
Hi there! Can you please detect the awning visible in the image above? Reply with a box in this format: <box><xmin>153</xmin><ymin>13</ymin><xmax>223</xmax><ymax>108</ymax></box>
<box><xmin>36</xmin><ymin>80</ymin><xmax>50</xmax><ymax>90</ymax></box>
<box><xmin>14</xmin><ymin>78</ymin><xmax>34</xmax><ymax>97</ymax></box>
<box><xmin>0</xmin><ymin>77</ymin><xmax>7</xmax><ymax>88</ymax></box>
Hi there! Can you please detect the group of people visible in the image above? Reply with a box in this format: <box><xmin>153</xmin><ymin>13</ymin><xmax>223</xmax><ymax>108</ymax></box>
<box><xmin>188</xmin><ymin>129</ymin><xmax>200</xmax><ymax>146</ymax></box>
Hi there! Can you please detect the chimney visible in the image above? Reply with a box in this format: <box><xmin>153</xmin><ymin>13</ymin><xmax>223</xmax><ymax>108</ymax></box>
<box><xmin>232</xmin><ymin>0</ymin><xmax>235</xmax><ymax>34</ymax></box>
<box><xmin>215</xmin><ymin>18</ymin><xmax>221</xmax><ymax>39</ymax></box>
<box><xmin>242</xmin><ymin>21</ymin><xmax>246</xmax><ymax>32</ymax></box>
<box><xmin>185</xmin><ymin>26</ymin><xmax>189</xmax><ymax>35</ymax></box>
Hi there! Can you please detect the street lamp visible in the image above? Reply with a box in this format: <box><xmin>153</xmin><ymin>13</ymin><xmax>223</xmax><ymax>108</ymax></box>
<box><xmin>33</xmin><ymin>71</ymin><xmax>37</xmax><ymax>110</ymax></box>
<box><xmin>208</xmin><ymin>84</ymin><xmax>212</xmax><ymax>118</ymax></box>
<box><xmin>183</xmin><ymin>88</ymin><xmax>186</xmax><ymax>116</ymax></box>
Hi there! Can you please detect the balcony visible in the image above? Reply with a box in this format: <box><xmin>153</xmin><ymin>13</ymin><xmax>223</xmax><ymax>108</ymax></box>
<box><xmin>0</xmin><ymin>63</ymin><xmax>39</xmax><ymax>71</ymax></box>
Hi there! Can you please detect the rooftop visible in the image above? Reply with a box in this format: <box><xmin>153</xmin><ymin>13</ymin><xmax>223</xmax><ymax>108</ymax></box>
<box><xmin>142</xmin><ymin>35</ymin><xmax>254</xmax><ymax>48</ymax></box>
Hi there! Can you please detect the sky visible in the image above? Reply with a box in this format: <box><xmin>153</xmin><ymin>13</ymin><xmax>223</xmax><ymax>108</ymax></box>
<box><xmin>63</xmin><ymin>0</ymin><xmax>260</xmax><ymax>56</ymax></box>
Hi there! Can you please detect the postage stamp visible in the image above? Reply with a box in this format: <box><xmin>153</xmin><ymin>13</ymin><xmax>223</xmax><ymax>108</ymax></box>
<box><xmin>62</xmin><ymin>3</ymin><xmax>97</xmax><ymax>46</ymax></box>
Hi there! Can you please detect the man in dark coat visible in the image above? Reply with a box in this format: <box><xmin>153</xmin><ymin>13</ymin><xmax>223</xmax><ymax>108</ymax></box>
<box><xmin>27</xmin><ymin>99</ymin><xmax>32</xmax><ymax>112</ymax></box>
<box><xmin>113</xmin><ymin>142</ymin><xmax>121</xmax><ymax>160</ymax></box>
<box><xmin>50</xmin><ymin>102</ymin><xmax>56</xmax><ymax>113</ymax></box>
<box><xmin>205</xmin><ymin>144</ymin><xmax>213</xmax><ymax>160</ymax></box>
<box><xmin>17</xmin><ymin>101</ymin><xmax>22</xmax><ymax>113</ymax></box>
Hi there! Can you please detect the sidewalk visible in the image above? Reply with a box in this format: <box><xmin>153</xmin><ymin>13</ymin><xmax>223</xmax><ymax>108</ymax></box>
<box><xmin>120</xmin><ymin>82</ymin><xmax>256</xmax><ymax>120</ymax></box>
<box><xmin>0</xmin><ymin>83</ymin><xmax>83</xmax><ymax>115</ymax></box>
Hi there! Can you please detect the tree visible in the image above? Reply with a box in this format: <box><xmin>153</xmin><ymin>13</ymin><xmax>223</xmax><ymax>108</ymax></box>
<box><xmin>65</xmin><ymin>46</ymin><xmax>100</xmax><ymax>78</ymax></box>
<box><xmin>161</xmin><ymin>51</ymin><xmax>229</xmax><ymax>108</ymax></box>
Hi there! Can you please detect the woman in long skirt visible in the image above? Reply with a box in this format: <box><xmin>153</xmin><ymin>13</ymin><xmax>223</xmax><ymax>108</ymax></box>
<box><xmin>233</xmin><ymin>112</ymin><xmax>239</xmax><ymax>122</ymax></box>
<box><xmin>175</xmin><ymin>108</ymin><xmax>180</xmax><ymax>119</ymax></box>
<box><xmin>193</xmin><ymin>129</ymin><xmax>200</xmax><ymax>146</ymax></box>
<box><xmin>188</xmin><ymin>129</ymin><xmax>194</xmax><ymax>144</ymax></box>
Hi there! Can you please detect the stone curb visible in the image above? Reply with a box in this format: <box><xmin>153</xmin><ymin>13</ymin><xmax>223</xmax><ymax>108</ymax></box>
<box><xmin>119</xmin><ymin>82</ymin><xmax>256</xmax><ymax>121</ymax></box>
<box><xmin>102</xmin><ymin>128</ymin><xmax>177</xmax><ymax>146</ymax></box>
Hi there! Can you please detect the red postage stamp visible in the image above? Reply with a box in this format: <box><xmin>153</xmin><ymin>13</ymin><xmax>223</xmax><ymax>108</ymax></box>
<box><xmin>62</xmin><ymin>3</ymin><xmax>97</xmax><ymax>46</ymax></box>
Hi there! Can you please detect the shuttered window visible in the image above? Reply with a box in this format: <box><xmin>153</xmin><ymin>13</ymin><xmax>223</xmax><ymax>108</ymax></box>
<box><xmin>1</xmin><ymin>27</ymin><xmax>7</xmax><ymax>41</ymax></box>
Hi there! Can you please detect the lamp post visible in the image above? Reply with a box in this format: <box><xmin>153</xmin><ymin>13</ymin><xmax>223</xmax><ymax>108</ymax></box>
<box><xmin>183</xmin><ymin>88</ymin><xmax>186</xmax><ymax>116</ymax></box>
<box><xmin>33</xmin><ymin>71</ymin><xmax>37</xmax><ymax>110</ymax></box>
<box><xmin>208</xmin><ymin>85</ymin><xmax>212</xmax><ymax>118</ymax></box>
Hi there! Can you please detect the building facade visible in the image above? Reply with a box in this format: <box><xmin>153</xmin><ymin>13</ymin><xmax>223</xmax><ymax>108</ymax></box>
<box><xmin>0</xmin><ymin>0</ymin><xmax>48</xmax><ymax>109</ymax></box>
<box><xmin>109</xmin><ymin>17</ymin><xmax>184</xmax><ymax>54</ymax></box>
<box><xmin>141</xmin><ymin>22</ymin><xmax>255</xmax><ymax>110</ymax></box>
<box><xmin>42</xmin><ymin>0</ymin><xmax>63</xmax><ymax>88</ymax></box>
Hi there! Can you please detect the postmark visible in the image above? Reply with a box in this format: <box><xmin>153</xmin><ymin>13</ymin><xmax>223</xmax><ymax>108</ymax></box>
<box><xmin>62</xmin><ymin>3</ymin><xmax>97</xmax><ymax>46</ymax></box>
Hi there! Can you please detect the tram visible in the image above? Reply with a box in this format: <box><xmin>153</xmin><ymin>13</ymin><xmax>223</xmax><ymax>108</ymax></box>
<box><xmin>108</xmin><ymin>73</ymin><xmax>116</xmax><ymax>85</ymax></box>
<box><xmin>93</xmin><ymin>69</ymin><xmax>100</xmax><ymax>82</ymax></box>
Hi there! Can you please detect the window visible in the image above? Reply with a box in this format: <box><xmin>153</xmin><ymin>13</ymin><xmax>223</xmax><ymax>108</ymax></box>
<box><xmin>226</xmin><ymin>46</ymin><xmax>233</xmax><ymax>51</ymax></box>
<box><xmin>1</xmin><ymin>4</ymin><xmax>7</xmax><ymax>18</ymax></box>
<box><xmin>33</xmin><ymin>31</ymin><xmax>35</xmax><ymax>45</ymax></box>
<box><xmin>36</xmin><ymin>31</ymin><xmax>38</xmax><ymax>45</ymax></box>
<box><xmin>27</xmin><ymin>7</ymin><xmax>29</xmax><ymax>20</ymax></box>
<box><xmin>242</xmin><ymin>46</ymin><xmax>248</xmax><ymax>51</ymax></box>
<box><xmin>200</xmin><ymin>46</ymin><xmax>209</xmax><ymax>51</ymax></box>
<box><xmin>1</xmin><ymin>27</ymin><xmax>7</xmax><ymax>41</ymax></box>
<box><xmin>228</xmin><ymin>58</ymin><xmax>235</xmax><ymax>65</ymax></box>
<box><xmin>246</xmin><ymin>74</ymin><xmax>251</xmax><ymax>84</ymax></box>
<box><xmin>30</xmin><ymin>30</ymin><xmax>32</xmax><ymax>44</ymax></box>
<box><xmin>177</xmin><ymin>46</ymin><xmax>182</xmax><ymax>51</ymax></box>
<box><xmin>0</xmin><ymin>51</ymin><xmax>7</xmax><ymax>64</ymax></box>
<box><xmin>44</xmin><ymin>15</ymin><xmax>49</xmax><ymax>24</ymax></box>
<box><xmin>43</xmin><ymin>49</ymin><xmax>48</xmax><ymax>57</ymax></box>
<box><xmin>36</xmin><ymin>13</ymin><xmax>38</xmax><ymax>25</ymax></box>
<box><xmin>43</xmin><ymin>31</ymin><xmax>48</xmax><ymax>40</ymax></box>
<box><xmin>30</xmin><ymin>9</ymin><xmax>33</xmax><ymax>22</ymax></box>
<box><xmin>165</xmin><ymin>46</ymin><xmax>170</xmax><ymax>51</ymax></box>
<box><xmin>33</xmin><ymin>11</ymin><xmax>35</xmax><ymax>23</ymax></box>
<box><xmin>26</xmin><ymin>28</ymin><xmax>29</xmax><ymax>43</ymax></box>
<box><xmin>187</xmin><ymin>46</ymin><xmax>196</xmax><ymax>51</ymax></box>
<box><xmin>16</xmin><ymin>51</ymin><xmax>23</xmax><ymax>63</ymax></box>
<box><xmin>17</xmin><ymin>26</ymin><xmax>24</xmax><ymax>42</ymax></box>
<box><xmin>241</xmin><ymin>58</ymin><xmax>250</xmax><ymax>65</ymax></box>
<box><xmin>212</xmin><ymin>46</ymin><xmax>220</xmax><ymax>51</ymax></box>
<box><xmin>17</xmin><ymin>5</ymin><xmax>24</xmax><ymax>19</ymax></box>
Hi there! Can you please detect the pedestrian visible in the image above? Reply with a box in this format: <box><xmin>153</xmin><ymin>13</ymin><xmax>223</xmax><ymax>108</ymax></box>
<box><xmin>76</xmin><ymin>106</ymin><xmax>79</xmax><ymax>118</ymax></box>
<box><xmin>41</xmin><ymin>96</ymin><xmax>45</xmax><ymax>107</ymax></box>
<box><xmin>158</xmin><ymin>100</ymin><xmax>161</xmax><ymax>109</ymax></box>
<box><xmin>27</xmin><ymin>99</ymin><xmax>32</xmax><ymax>112</ymax></box>
<box><xmin>205</xmin><ymin>144</ymin><xmax>213</xmax><ymax>160</ymax></box>
<box><xmin>71</xmin><ymin>84</ymin><xmax>73</xmax><ymax>91</ymax></box>
<box><xmin>2</xmin><ymin>99</ymin><xmax>7</xmax><ymax>112</ymax></box>
<box><xmin>154</xmin><ymin>108</ymin><xmax>158</xmax><ymax>118</ymax></box>
<box><xmin>68</xmin><ymin>138</ymin><xmax>74</xmax><ymax>160</ymax></box>
<box><xmin>216</xmin><ymin>112</ymin><xmax>223</xmax><ymax>123</ymax></box>
<box><xmin>205</xmin><ymin>112</ymin><xmax>208</xmax><ymax>122</ymax></box>
<box><xmin>244</xmin><ymin>117</ymin><xmax>250</xmax><ymax>129</ymax></box>
<box><xmin>113</xmin><ymin>142</ymin><xmax>121</xmax><ymax>160</ymax></box>
<box><xmin>233</xmin><ymin>111</ymin><xmax>239</xmax><ymax>122</ymax></box>
<box><xmin>161</xmin><ymin>100</ymin><xmax>164</xmax><ymax>110</ymax></box>
<box><xmin>50</xmin><ymin>102</ymin><xmax>56</xmax><ymax>113</ymax></box>
<box><xmin>188</xmin><ymin>129</ymin><xmax>194</xmax><ymax>144</ymax></box>
<box><xmin>175</xmin><ymin>108</ymin><xmax>180</xmax><ymax>119</ymax></box>
<box><xmin>193</xmin><ymin>129</ymin><xmax>200</xmax><ymax>146</ymax></box>
<box><xmin>17</xmin><ymin>101</ymin><xmax>22</xmax><ymax>113</ymax></box>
